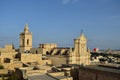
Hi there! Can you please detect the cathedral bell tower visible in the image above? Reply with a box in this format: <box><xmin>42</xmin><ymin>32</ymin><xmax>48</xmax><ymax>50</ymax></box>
<box><xmin>19</xmin><ymin>24</ymin><xmax>32</xmax><ymax>53</ymax></box>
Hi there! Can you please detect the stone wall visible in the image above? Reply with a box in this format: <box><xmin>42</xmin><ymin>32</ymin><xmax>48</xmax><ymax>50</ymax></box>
<box><xmin>79</xmin><ymin>67</ymin><xmax>120</xmax><ymax>80</ymax></box>
<box><xmin>47</xmin><ymin>55</ymin><xmax>67</xmax><ymax>66</ymax></box>
<box><xmin>48</xmin><ymin>72</ymin><xmax>64</xmax><ymax>76</ymax></box>
<box><xmin>30</xmin><ymin>48</ymin><xmax>42</xmax><ymax>54</ymax></box>
<box><xmin>21</xmin><ymin>53</ymin><xmax>42</xmax><ymax>64</ymax></box>
<box><xmin>42</xmin><ymin>60</ymin><xmax>52</xmax><ymax>65</ymax></box>
<box><xmin>2</xmin><ymin>63</ymin><xmax>14</xmax><ymax>70</ymax></box>
<box><xmin>13</xmin><ymin>61</ymin><xmax>23</xmax><ymax>68</ymax></box>
<box><xmin>0</xmin><ymin>52</ymin><xmax>17</xmax><ymax>63</ymax></box>
<box><xmin>27</xmin><ymin>69</ymin><xmax>47</xmax><ymax>75</ymax></box>
<box><xmin>0</xmin><ymin>69</ymin><xmax>8</xmax><ymax>74</ymax></box>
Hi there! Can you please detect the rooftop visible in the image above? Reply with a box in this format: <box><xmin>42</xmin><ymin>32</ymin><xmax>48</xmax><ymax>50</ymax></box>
<box><xmin>80</xmin><ymin>65</ymin><xmax>120</xmax><ymax>74</ymax></box>
<box><xmin>28</xmin><ymin>74</ymin><xmax>56</xmax><ymax>80</ymax></box>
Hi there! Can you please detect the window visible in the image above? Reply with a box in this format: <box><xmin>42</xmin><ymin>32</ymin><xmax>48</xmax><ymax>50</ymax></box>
<box><xmin>36</xmin><ymin>51</ymin><xmax>38</xmax><ymax>54</ymax></box>
<box><xmin>42</xmin><ymin>44</ymin><xmax>44</xmax><ymax>48</ymax></box>
<box><xmin>27</xmin><ymin>39</ymin><xmax>29</xmax><ymax>45</ymax></box>
<box><xmin>22</xmin><ymin>39</ymin><xmax>24</xmax><ymax>45</ymax></box>
<box><xmin>4</xmin><ymin>58</ymin><xmax>10</xmax><ymax>63</ymax></box>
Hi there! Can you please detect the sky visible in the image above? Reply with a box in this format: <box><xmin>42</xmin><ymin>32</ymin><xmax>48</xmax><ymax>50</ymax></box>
<box><xmin>0</xmin><ymin>0</ymin><xmax>120</xmax><ymax>50</ymax></box>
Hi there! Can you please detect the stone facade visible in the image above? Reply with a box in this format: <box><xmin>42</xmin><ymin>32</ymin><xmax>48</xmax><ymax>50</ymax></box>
<box><xmin>20</xmin><ymin>24</ymin><xmax>32</xmax><ymax>53</ymax></box>
<box><xmin>21</xmin><ymin>53</ymin><xmax>42</xmax><ymax>64</ymax></box>
<box><xmin>30</xmin><ymin>48</ymin><xmax>43</xmax><ymax>54</ymax></box>
<box><xmin>39</xmin><ymin>43</ymin><xmax>57</xmax><ymax>49</ymax></box>
<box><xmin>47</xmin><ymin>55</ymin><xmax>67</xmax><ymax>66</ymax></box>
<box><xmin>0</xmin><ymin>44</ymin><xmax>22</xmax><ymax>70</ymax></box>
<box><xmin>39</xmin><ymin>43</ymin><xmax>57</xmax><ymax>55</ymax></box>
<box><xmin>78</xmin><ymin>66</ymin><xmax>120</xmax><ymax>80</ymax></box>
<box><xmin>68</xmin><ymin>32</ymin><xmax>90</xmax><ymax>65</ymax></box>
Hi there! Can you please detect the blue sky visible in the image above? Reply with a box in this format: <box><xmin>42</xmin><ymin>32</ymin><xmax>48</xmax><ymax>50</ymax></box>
<box><xmin>0</xmin><ymin>0</ymin><xmax>120</xmax><ymax>50</ymax></box>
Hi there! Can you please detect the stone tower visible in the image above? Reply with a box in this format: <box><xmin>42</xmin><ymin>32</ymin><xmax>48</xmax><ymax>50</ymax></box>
<box><xmin>19</xmin><ymin>24</ymin><xmax>32</xmax><ymax>53</ymax></box>
<box><xmin>68</xmin><ymin>32</ymin><xmax>90</xmax><ymax>65</ymax></box>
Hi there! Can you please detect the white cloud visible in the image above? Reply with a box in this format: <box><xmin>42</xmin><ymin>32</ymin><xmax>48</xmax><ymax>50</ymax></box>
<box><xmin>61</xmin><ymin>0</ymin><xmax>79</xmax><ymax>4</ymax></box>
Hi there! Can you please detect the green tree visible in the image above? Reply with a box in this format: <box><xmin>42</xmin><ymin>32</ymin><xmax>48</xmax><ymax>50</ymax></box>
<box><xmin>7</xmin><ymin>73</ymin><xmax>20</xmax><ymax>80</ymax></box>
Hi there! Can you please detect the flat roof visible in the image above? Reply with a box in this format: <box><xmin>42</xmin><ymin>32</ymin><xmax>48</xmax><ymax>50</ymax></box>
<box><xmin>81</xmin><ymin>65</ymin><xmax>120</xmax><ymax>74</ymax></box>
<box><xmin>28</xmin><ymin>74</ymin><xmax>56</xmax><ymax>80</ymax></box>
<box><xmin>28</xmin><ymin>74</ymin><xmax>71</xmax><ymax>80</ymax></box>
<box><xmin>64</xmin><ymin>64</ymin><xmax>120</xmax><ymax>74</ymax></box>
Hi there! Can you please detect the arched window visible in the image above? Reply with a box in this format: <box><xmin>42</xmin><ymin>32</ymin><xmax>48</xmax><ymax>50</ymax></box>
<box><xmin>22</xmin><ymin>39</ymin><xmax>24</xmax><ymax>45</ymax></box>
<box><xmin>27</xmin><ymin>39</ymin><xmax>29</xmax><ymax>45</ymax></box>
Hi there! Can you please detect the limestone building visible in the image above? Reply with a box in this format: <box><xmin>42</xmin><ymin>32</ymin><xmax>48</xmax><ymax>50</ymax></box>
<box><xmin>20</xmin><ymin>24</ymin><xmax>32</xmax><ymax>53</ymax></box>
<box><xmin>39</xmin><ymin>43</ymin><xmax>69</xmax><ymax>55</ymax></box>
<box><xmin>19</xmin><ymin>25</ymin><xmax>51</xmax><ymax>65</ymax></box>
<box><xmin>39</xmin><ymin>43</ymin><xmax>57</xmax><ymax>55</ymax></box>
<box><xmin>0</xmin><ymin>44</ymin><xmax>22</xmax><ymax>70</ymax></box>
<box><xmin>68</xmin><ymin>32</ymin><xmax>90</xmax><ymax>65</ymax></box>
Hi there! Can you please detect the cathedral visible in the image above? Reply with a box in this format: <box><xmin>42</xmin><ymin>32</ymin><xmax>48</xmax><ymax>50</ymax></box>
<box><xmin>19</xmin><ymin>24</ymin><xmax>90</xmax><ymax>65</ymax></box>
<box><xmin>19</xmin><ymin>24</ymin><xmax>90</xmax><ymax>66</ymax></box>
<box><xmin>68</xmin><ymin>32</ymin><xmax>90</xmax><ymax>65</ymax></box>
<box><xmin>0</xmin><ymin>24</ymin><xmax>90</xmax><ymax>70</ymax></box>
<box><xmin>0</xmin><ymin>24</ymin><xmax>91</xmax><ymax>80</ymax></box>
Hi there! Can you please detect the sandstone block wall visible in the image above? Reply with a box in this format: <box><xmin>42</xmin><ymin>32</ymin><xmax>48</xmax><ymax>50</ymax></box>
<box><xmin>21</xmin><ymin>53</ymin><xmax>42</xmax><ymax>64</ymax></box>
